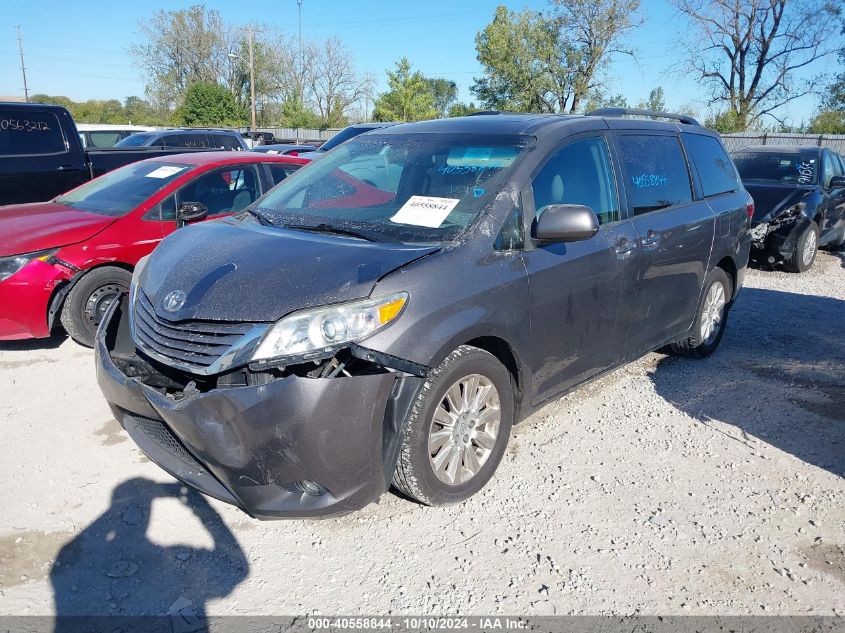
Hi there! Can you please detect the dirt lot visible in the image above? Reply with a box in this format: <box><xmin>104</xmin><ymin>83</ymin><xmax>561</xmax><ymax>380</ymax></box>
<box><xmin>0</xmin><ymin>251</ymin><xmax>843</xmax><ymax>618</ymax></box>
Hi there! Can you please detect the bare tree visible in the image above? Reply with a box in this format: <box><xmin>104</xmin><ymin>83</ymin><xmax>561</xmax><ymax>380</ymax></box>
<box><xmin>674</xmin><ymin>0</ymin><xmax>843</xmax><ymax>129</ymax></box>
<box><xmin>307</xmin><ymin>38</ymin><xmax>375</xmax><ymax>126</ymax></box>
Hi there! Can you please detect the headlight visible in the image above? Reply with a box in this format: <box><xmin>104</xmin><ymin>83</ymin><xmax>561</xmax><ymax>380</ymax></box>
<box><xmin>0</xmin><ymin>249</ymin><xmax>57</xmax><ymax>282</ymax></box>
<box><xmin>251</xmin><ymin>292</ymin><xmax>409</xmax><ymax>363</ymax></box>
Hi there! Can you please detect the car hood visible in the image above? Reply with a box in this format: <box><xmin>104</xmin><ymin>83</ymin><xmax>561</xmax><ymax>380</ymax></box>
<box><xmin>744</xmin><ymin>184</ymin><xmax>813</xmax><ymax>224</ymax></box>
<box><xmin>138</xmin><ymin>218</ymin><xmax>439</xmax><ymax>322</ymax></box>
<box><xmin>0</xmin><ymin>202</ymin><xmax>118</xmax><ymax>257</ymax></box>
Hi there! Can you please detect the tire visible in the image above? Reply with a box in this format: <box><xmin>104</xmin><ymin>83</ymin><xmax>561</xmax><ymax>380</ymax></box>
<box><xmin>668</xmin><ymin>267</ymin><xmax>732</xmax><ymax>359</ymax></box>
<box><xmin>393</xmin><ymin>345</ymin><xmax>514</xmax><ymax>506</ymax></box>
<box><xmin>60</xmin><ymin>266</ymin><xmax>132</xmax><ymax>347</ymax></box>
<box><xmin>785</xmin><ymin>221</ymin><xmax>819</xmax><ymax>273</ymax></box>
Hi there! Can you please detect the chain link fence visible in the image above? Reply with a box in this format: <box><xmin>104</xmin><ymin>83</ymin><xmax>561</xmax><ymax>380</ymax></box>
<box><xmin>722</xmin><ymin>133</ymin><xmax>845</xmax><ymax>153</ymax></box>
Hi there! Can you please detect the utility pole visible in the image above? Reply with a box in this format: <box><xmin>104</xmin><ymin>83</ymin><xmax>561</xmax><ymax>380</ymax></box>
<box><xmin>16</xmin><ymin>25</ymin><xmax>29</xmax><ymax>103</ymax></box>
<box><xmin>247</xmin><ymin>27</ymin><xmax>257</xmax><ymax>140</ymax></box>
<box><xmin>296</xmin><ymin>0</ymin><xmax>304</xmax><ymax>143</ymax></box>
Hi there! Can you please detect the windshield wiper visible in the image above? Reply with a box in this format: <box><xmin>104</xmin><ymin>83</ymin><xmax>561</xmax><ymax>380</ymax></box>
<box><xmin>246</xmin><ymin>207</ymin><xmax>278</xmax><ymax>226</ymax></box>
<box><xmin>280</xmin><ymin>222</ymin><xmax>400</xmax><ymax>243</ymax></box>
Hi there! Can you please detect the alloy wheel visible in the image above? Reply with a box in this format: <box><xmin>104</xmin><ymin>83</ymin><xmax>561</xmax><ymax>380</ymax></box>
<box><xmin>428</xmin><ymin>374</ymin><xmax>501</xmax><ymax>485</ymax></box>
<box><xmin>699</xmin><ymin>281</ymin><xmax>726</xmax><ymax>345</ymax></box>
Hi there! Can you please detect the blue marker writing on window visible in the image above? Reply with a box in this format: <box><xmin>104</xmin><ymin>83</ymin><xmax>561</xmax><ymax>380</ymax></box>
<box><xmin>632</xmin><ymin>173</ymin><xmax>667</xmax><ymax>189</ymax></box>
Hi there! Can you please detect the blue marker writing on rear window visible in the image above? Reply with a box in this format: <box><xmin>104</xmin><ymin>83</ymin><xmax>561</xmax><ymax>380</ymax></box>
<box><xmin>473</xmin><ymin>187</ymin><xmax>485</xmax><ymax>198</ymax></box>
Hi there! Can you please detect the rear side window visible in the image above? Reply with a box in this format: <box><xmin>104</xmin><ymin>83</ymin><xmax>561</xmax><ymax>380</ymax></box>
<box><xmin>617</xmin><ymin>134</ymin><xmax>692</xmax><ymax>215</ymax></box>
<box><xmin>532</xmin><ymin>136</ymin><xmax>620</xmax><ymax>224</ymax></box>
<box><xmin>88</xmin><ymin>131</ymin><xmax>125</xmax><ymax>148</ymax></box>
<box><xmin>0</xmin><ymin>109</ymin><xmax>66</xmax><ymax>155</ymax></box>
<box><xmin>269</xmin><ymin>164</ymin><xmax>300</xmax><ymax>185</ymax></box>
<box><xmin>210</xmin><ymin>133</ymin><xmax>241</xmax><ymax>150</ymax></box>
<box><xmin>682</xmin><ymin>133</ymin><xmax>738</xmax><ymax>197</ymax></box>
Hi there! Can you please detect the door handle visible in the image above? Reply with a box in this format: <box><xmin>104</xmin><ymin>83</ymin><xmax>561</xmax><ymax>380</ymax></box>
<box><xmin>615</xmin><ymin>236</ymin><xmax>637</xmax><ymax>255</ymax></box>
<box><xmin>641</xmin><ymin>230</ymin><xmax>660</xmax><ymax>247</ymax></box>
<box><xmin>57</xmin><ymin>165</ymin><xmax>76</xmax><ymax>171</ymax></box>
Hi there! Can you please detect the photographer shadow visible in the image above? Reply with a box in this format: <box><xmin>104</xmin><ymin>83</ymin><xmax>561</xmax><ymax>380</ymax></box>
<box><xmin>51</xmin><ymin>477</ymin><xmax>248</xmax><ymax>632</ymax></box>
<box><xmin>650</xmin><ymin>287</ymin><xmax>844</xmax><ymax>479</ymax></box>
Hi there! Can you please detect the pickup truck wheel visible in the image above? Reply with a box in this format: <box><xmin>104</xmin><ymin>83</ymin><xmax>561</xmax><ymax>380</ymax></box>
<box><xmin>393</xmin><ymin>345</ymin><xmax>513</xmax><ymax>506</ymax></box>
<box><xmin>785</xmin><ymin>221</ymin><xmax>819</xmax><ymax>273</ymax></box>
<box><xmin>668</xmin><ymin>267</ymin><xmax>732</xmax><ymax>359</ymax></box>
<box><xmin>60</xmin><ymin>267</ymin><xmax>131</xmax><ymax>347</ymax></box>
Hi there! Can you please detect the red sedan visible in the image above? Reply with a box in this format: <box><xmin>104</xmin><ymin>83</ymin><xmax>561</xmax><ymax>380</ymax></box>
<box><xmin>0</xmin><ymin>152</ymin><xmax>308</xmax><ymax>346</ymax></box>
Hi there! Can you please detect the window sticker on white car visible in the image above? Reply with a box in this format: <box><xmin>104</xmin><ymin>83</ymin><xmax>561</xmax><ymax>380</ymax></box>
<box><xmin>390</xmin><ymin>195</ymin><xmax>460</xmax><ymax>228</ymax></box>
<box><xmin>145</xmin><ymin>165</ymin><xmax>186</xmax><ymax>179</ymax></box>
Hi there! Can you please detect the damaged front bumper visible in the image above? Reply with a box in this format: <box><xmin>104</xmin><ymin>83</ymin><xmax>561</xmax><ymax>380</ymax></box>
<box><xmin>95</xmin><ymin>298</ymin><xmax>423</xmax><ymax>519</ymax></box>
<box><xmin>750</xmin><ymin>211</ymin><xmax>809</xmax><ymax>265</ymax></box>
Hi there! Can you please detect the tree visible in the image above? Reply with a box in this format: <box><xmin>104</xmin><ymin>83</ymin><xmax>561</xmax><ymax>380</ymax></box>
<box><xmin>426</xmin><ymin>78</ymin><xmax>458</xmax><ymax>118</ymax></box>
<box><xmin>130</xmin><ymin>5</ymin><xmax>231</xmax><ymax>111</ymax></box>
<box><xmin>582</xmin><ymin>89</ymin><xmax>628</xmax><ymax>112</ymax></box>
<box><xmin>471</xmin><ymin>6</ymin><xmax>568</xmax><ymax>113</ymax></box>
<box><xmin>637</xmin><ymin>87</ymin><xmax>666</xmax><ymax>112</ymax></box>
<box><xmin>448</xmin><ymin>102</ymin><xmax>481</xmax><ymax>117</ymax></box>
<box><xmin>307</xmin><ymin>37</ymin><xmax>375</xmax><ymax>127</ymax></box>
<box><xmin>821</xmin><ymin>49</ymin><xmax>845</xmax><ymax>112</ymax></box>
<box><xmin>808</xmin><ymin>110</ymin><xmax>845</xmax><ymax>134</ymax></box>
<box><xmin>472</xmin><ymin>1</ymin><xmax>640</xmax><ymax>114</ymax></box>
<box><xmin>373</xmin><ymin>58</ymin><xmax>437</xmax><ymax>122</ymax></box>
<box><xmin>177</xmin><ymin>82</ymin><xmax>248</xmax><ymax>127</ymax></box>
<box><xmin>673</xmin><ymin>0</ymin><xmax>842</xmax><ymax>129</ymax></box>
<box><xmin>549</xmin><ymin>0</ymin><xmax>642</xmax><ymax>113</ymax></box>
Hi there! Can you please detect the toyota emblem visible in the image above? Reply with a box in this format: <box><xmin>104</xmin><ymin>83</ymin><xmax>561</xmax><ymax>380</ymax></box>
<box><xmin>161</xmin><ymin>290</ymin><xmax>187</xmax><ymax>313</ymax></box>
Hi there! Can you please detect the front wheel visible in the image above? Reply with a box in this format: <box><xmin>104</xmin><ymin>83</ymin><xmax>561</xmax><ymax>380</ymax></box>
<box><xmin>393</xmin><ymin>345</ymin><xmax>514</xmax><ymax>506</ymax></box>
<box><xmin>668</xmin><ymin>267</ymin><xmax>732</xmax><ymax>359</ymax></box>
<box><xmin>785</xmin><ymin>221</ymin><xmax>819</xmax><ymax>273</ymax></box>
<box><xmin>60</xmin><ymin>266</ymin><xmax>132</xmax><ymax>347</ymax></box>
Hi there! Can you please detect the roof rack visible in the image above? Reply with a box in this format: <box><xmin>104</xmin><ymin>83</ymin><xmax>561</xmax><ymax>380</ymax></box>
<box><xmin>587</xmin><ymin>107</ymin><xmax>700</xmax><ymax>126</ymax></box>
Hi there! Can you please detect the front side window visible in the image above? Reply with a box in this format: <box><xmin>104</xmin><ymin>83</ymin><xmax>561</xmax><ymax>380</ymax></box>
<box><xmin>732</xmin><ymin>151</ymin><xmax>819</xmax><ymax>185</ymax></box>
<box><xmin>531</xmin><ymin>136</ymin><xmax>620</xmax><ymax>225</ymax></box>
<box><xmin>0</xmin><ymin>109</ymin><xmax>65</xmax><ymax>155</ymax></box>
<box><xmin>269</xmin><ymin>164</ymin><xmax>301</xmax><ymax>185</ymax></box>
<box><xmin>56</xmin><ymin>161</ymin><xmax>191</xmax><ymax>216</ymax></box>
<box><xmin>822</xmin><ymin>153</ymin><xmax>836</xmax><ymax>188</ymax></box>
<box><xmin>254</xmin><ymin>133</ymin><xmax>530</xmax><ymax>243</ymax></box>
<box><xmin>179</xmin><ymin>166</ymin><xmax>260</xmax><ymax>215</ymax></box>
<box><xmin>682</xmin><ymin>133</ymin><xmax>738</xmax><ymax>197</ymax></box>
<box><xmin>617</xmin><ymin>134</ymin><xmax>692</xmax><ymax>215</ymax></box>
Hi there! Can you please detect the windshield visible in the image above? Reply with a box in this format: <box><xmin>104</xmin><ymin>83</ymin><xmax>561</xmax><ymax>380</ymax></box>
<box><xmin>115</xmin><ymin>133</ymin><xmax>154</xmax><ymax>147</ymax></box>
<box><xmin>253</xmin><ymin>133</ymin><xmax>529</xmax><ymax>243</ymax></box>
<box><xmin>733</xmin><ymin>151</ymin><xmax>819</xmax><ymax>185</ymax></box>
<box><xmin>56</xmin><ymin>161</ymin><xmax>191</xmax><ymax>216</ymax></box>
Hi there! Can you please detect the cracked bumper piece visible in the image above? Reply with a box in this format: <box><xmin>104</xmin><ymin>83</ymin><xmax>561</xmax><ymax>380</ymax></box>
<box><xmin>95</xmin><ymin>300</ymin><xmax>417</xmax><ymax>519</ymax></box>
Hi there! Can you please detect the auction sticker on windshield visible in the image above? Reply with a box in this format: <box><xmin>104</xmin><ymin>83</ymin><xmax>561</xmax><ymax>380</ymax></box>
<box><xmin>390</xmin><ymin>195</ymin><xmax>460</xmax><ymax>228</ymax></box>
<box><xmin>146</xmin><ymin>165</ymin><xmax>186</xmax><ymax>179</ymax></box>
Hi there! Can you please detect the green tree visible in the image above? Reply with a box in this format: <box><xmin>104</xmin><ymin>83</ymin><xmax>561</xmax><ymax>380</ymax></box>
<box><xmin>448</xmin><ymin>102</ymin><xmax>481</xmax><ymax>117</ymax></box>
<box><xmin>372</xmin><ymin>58</ymin><xmax>437</xmax><ymax>122</ymax></box>
<box><xmin>177</xmin><ymin>82</ymin><xmax>248</xmax><ymax>127</ymax></box>
<box><xmin>472</xmin><ymin>1</ymin><xmax>641</xmax><ymax>113</ymax></box>
<box><xmin>808</xmin><ymin>111</ymin><xmax>845</xmax><ymax>134</ymax></box>
<box><xmin>582</xmin><ymin>89</ymin><xmax>628</xmax><ymax>112</ymax></box>
<box><xmin>426</xmin><ymin>78</ymin><xmax>458</xmax><ymax>118</ymax></box>
<box><xmin>637</xmin><ymin>87</ymin><xmax>666</xmax><ymax>112</ymax></box>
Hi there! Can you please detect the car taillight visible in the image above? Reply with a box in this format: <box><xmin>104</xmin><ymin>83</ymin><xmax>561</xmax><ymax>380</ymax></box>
<box><xmin>289</xmin><ymin>151</ymin><xmax>299</xmax><ymax>157</ymax></box>
<box><xmin>746</xmin><ymin>202</ymin><xmax>754</xmax><ymax>220</ymax></box>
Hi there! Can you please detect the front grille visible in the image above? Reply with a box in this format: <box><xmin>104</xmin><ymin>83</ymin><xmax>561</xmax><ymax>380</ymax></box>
<box><xmin>132</xmin><ymin>415</ymin><xmax>208</xmax><ymax>474</ymax></box>
<box><xmin>133</xmin><ymin>290</ymin><xmax>253</xmax><ymax>371</ymax></box>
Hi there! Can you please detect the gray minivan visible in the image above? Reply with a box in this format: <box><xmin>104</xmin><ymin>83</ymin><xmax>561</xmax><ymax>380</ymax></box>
<box><xmin>96</xmin><ymin>109</ymin><xmax>752</xmax><ymax>519</ymax></box>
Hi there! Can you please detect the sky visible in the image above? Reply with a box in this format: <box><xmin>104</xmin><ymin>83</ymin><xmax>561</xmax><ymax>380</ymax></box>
<box><xmin>0</xmin><ymin>0</ymin><xmax>838</xmax><ymax>126</ymax></box>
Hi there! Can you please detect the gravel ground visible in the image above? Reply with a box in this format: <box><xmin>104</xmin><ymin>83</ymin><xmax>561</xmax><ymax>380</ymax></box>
<box><xmin>0</xmin><ymin>250</ymin><xmax>843</xmax><ymax>617</ymax></box>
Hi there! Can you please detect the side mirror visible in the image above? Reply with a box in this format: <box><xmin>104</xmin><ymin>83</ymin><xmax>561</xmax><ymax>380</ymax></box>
<box><xmin>829</xmin><ymin>175</ymin><xmax>845</xmax><ymax>189</ymax></box>
<box><xmin>532</xmin><ymin>204</ymin><xmax>600</xmax><ymax>243</ymax></box>
<box><xmin>176</xmin><ymin>202</ymin><xmax>208</xmax><ymax>228</ymax></box>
